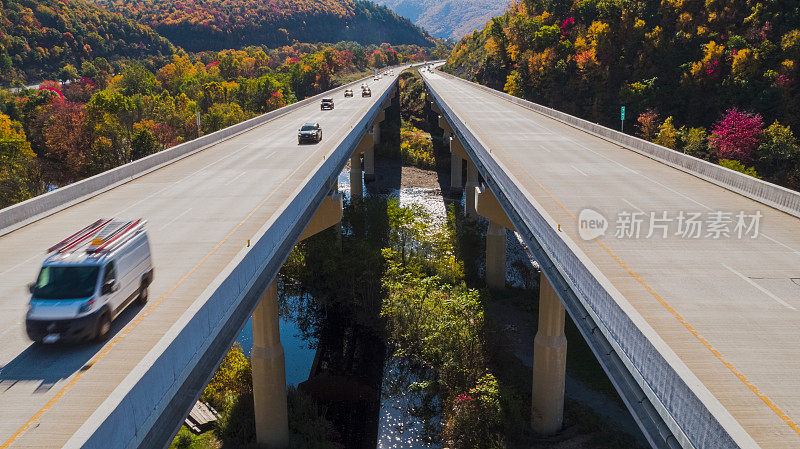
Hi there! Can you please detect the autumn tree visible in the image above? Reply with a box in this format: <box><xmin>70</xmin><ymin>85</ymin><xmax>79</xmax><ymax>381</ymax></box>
<box><xmin>637</xmin><ymin>109</ymin><xmax>660</xmax><ymax>141</ymax></box>
<box><xmin>0</xmin><ymin>113</ymin><xmax>39</xmax><ymax>207</ymax></box>
<box><xmin>757</xmin><ymin>121</ymin><xmax>799</xmax><ymax>183</ymax></box>
<box><xmin>709</xmin><ymin>109</ymin><xmax>764</xmax><ymax>164</ymax></box>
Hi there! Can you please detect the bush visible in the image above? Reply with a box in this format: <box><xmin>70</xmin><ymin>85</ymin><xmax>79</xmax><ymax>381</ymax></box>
<box><xmin>443</xmin><ymin>374</ymin><xmax>505</xmax><ymax>449</ymax></box>
<box><xmin>680</xmin><ymin>126</ymin><xmax>711</xmax><ymax>160</ymax></box>
<box><xmin>719</xmin><ymin>159</ymin><xmax>760</xmax><ymax>178</ymax></box>
<box><xmin>400</xmin><ymin>122</ymin><xmax>435</xmax><ymax>169</ymax></box>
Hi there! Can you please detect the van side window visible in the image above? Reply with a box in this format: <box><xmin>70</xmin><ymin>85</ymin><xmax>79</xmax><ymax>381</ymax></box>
<box><xmin>103</xmin><ymin>262</ymin><xmax>116</xmax><ymax>285</ymax></box>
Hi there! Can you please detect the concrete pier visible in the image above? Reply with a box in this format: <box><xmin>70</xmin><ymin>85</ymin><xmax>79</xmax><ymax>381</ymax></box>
<box><xmin>252</xmin><ymin>281</ymin><xmax>289</xmax><ymax>448</ymax></box>
<box><xmin>531</xmin><ymin>274</ymin><xmax>567</xmax><ymax>435</ymax></box>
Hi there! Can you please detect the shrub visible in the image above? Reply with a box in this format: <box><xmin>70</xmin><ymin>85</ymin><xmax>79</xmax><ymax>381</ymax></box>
<box><xmin>443</xmin><ymin>374</ymin><xmax>505</xmax><ymax>449</ymax></box>
<box><xmin>680</xmin><ymin>126</ymin><xmax>711</xmax><ymax>160</ymax></box>
<box><xmin>201</xmin><ymin>343</ymin><xmax>252</xmax><ymax>413</ymax></box>
<box><xmin>719</xmin><ymin>159</ymin><xmax>761</xmax><ymax>178</ymax></box>
<box><xmin>400</xmin><ymin>122</ymin><xmax>435</xmax><ymax>169</ymax></box>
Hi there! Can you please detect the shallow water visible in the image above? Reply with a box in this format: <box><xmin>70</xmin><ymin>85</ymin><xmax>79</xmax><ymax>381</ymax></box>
<box><xmin>235</xmin><ymin>314</ymin><xmax>315</xmax><ymax>387</ymax></box>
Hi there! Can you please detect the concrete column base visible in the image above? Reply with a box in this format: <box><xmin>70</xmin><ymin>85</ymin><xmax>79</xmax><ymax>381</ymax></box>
<box><xmin>350</xmin><ymin>152</ymin><xmax>362</xmax><ymax>202</ymax></box>
<box><xmin>485</xmin><ymin>221</ymin><xmax>506</xmax><ymax>289</ymax></box>
<box><xmin>252</xmin><ymin>281</ymin><xmax>289</xmax><ymax>448</ymax></box>
<box><xmin>531</xmin><ymin>275</ymin><xmax>567</xmax><ymax>435</ymax></box>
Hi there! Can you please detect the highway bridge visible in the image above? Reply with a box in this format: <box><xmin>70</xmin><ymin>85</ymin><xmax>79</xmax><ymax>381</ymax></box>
<box><xmin>422</xmin><ymin>65</ymin><xmax>800</xmax><ymax>449</ymax></box>
<box><xmin>0</xmin><ymin>61</ymin><xmax>799</xmax><ymax>448</ymax></box>
<box><xmin>0</xmin><ymin>65</ymin><xmax>404</xmax><ymax>448</ymax></box>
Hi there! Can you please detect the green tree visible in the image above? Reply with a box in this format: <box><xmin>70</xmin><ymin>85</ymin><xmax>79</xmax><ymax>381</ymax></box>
<box><xmin>201</xmin><ymin>103</ymin><xmax>247</xmax><ymax>134</ymax></box>
<box><xmin>757</xmin><ymin>121</ymin><xmax>799</xmax><ymax>181</ymax></box>
<box><xmin>680</xmin><ymin>127</ymin><xmax>711</xmax><ymax>160</ymax></box>
<box><xmin>130</xmin><ymin>127</ymin><xmax>159</xmax><ymax>160</ymax></box>
<box><xmin>59</xmin><ymin>65</ymin><xmax>79</xmax><ymax>83</ymax></box>
<box><xmin>120</xmin><ymin>64</ymin><xmax>158</xmax><ymax>96</ymax></box>
<box><xmin>0</xmin><ymin>113</ymin><xmax>39</xmax><ymax>207</ymax></box>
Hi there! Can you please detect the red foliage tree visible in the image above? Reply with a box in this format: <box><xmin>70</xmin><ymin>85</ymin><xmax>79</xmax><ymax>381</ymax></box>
<box><xmin>637</xmin><ymin>109</ymin><xmax>660</xmax><ymax>140</ymax></box>
<box><xmin>709</xmin><ymin>108</ymin><xmax>764</xmax><ymax>164</ymax></box>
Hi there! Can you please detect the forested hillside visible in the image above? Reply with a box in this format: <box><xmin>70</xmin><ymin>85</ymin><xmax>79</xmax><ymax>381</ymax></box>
<box><xmin>0</xmin><ymin>42</ymin><xmax>443</xmax><ymax>207</ymax></box>
<box><xmin>0</xmin><ymin>0</ymin><xmax>174</xmax><ymax>85</ymax></box>
<box><xmin>374</xmin><ymin>0</ymin><xmax>510</xmax><ymax>39</ymax></box>
<box><xmin>92</xmin><ymin>0</ymin><xmax>437</xmax><ymax>51</ymax></box>
<box><xmin>445</xmin><ymin>0</ymin><xmax>800</xmax><ymax>189</ymax></box>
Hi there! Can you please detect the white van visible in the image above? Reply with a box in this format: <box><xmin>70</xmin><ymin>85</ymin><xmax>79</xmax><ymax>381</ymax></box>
<box><xmin>25</xmin><ymin>219</ymin><xmax>154</xmax><ymax>343</ymax></box>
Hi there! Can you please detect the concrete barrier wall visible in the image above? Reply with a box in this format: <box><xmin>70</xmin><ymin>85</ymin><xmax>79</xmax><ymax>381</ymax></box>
<box><xmin>434</xmin><ymin>68</ymin><xmax>800</xmax><ymax>219</ymax></box>
<box><xmin>64</xmin><ymin>66</ymin><xmax>414</xmax><ymax>449</ymax></box>
<box><xmin>0</xmin><ymin>67</ymin><xmax>404</xmax><ymax>237</ymax></box>
<box><xmin>424</xmin><ymin>75</ymin><xmax>758</xmax><ymax>449</ymax></box>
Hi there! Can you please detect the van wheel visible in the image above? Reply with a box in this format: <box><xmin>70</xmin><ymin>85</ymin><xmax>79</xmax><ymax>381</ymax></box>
<box><xmin>136</xmin><ymin>284</ymin><xmax>149</xmax><ymax>306</ymax></box>
<box><xmin>96</xmin><ymin>313</ymin><xmax>111</xmax><ymax>341</ymax></box>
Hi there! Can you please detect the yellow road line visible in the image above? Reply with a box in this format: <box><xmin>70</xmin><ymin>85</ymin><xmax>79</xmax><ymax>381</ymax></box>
<box><xmin>448</xmin><ymin>87</ymin><xmax>800</xmax><ymax>437</ymax></box>
<box><xmin>1</xmin><ymin>141</ymin><xmax>319</xmax><ymax>449</ymax></box>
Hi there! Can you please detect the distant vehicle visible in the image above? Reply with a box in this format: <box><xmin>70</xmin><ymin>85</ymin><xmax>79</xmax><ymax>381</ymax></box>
<box><xmin>362</xmin><ymin>88</ymin><xmax>372</xmax><ymax>97</ymax></box>
<box><xmin>298</xmin><ymin>122</ymin><xmax>322</xmax><ymax>144</ymax></box>
<box><xmin>321</xmin><ymin>98</ymin><xmax>334</xmax><ymax>110</ymax></box>
<box><xmin>25</xmin><ymin>219</ymin><xmax>154</xmax><ymax>343</ymax></box>
<box><xmin>344</xmin><ymin>89</ymin><xmax>354</xmax><ymax>97</ymax></box>
<box><xmin>374</xmin><ymin>76</ymin><xmax>380</xmax><ymax>81</ymax></box>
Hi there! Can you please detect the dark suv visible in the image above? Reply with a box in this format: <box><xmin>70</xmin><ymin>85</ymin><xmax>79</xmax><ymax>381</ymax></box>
<box><xmin>321</xmin><ymin>98</ymin><xmax>334</xmax><ymax>110</ymax></box>
<box><xmin>298</xmin><ymin>123</ymin><xmax>322</xmax><ymax>144</ymax></box>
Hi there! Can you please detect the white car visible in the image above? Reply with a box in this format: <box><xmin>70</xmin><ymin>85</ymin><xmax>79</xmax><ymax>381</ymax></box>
<box><xmin>25</xmin><ymin>219</ymin><xmax>154</xmax><ymax>343</ymax></box>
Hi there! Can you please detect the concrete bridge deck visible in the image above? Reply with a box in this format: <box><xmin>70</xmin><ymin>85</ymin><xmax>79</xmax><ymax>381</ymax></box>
<box><xmin>0</xmin><ymin>69</ymin><xmax>402</xmax><ymax>448</ymax></box>
<box><xmin>422</xmin><ymin>68</ymin><xmax>800</xmax><ymax>448</ymax></box>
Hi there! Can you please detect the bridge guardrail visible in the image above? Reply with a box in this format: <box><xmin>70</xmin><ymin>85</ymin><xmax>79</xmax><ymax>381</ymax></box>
<box><xmin>0</xmin><ymin>66</ymin><xmax>407</xmax><ymax>237</ymax></box>
<box><xmin>433</xmin><ymin>66</ymin><xmax>800</xmax><ymax>220</ymax></box>
<box><xmin>423</xmin><ymin>71</ymin><xmax>759</xmax><ymax>449</ymax></box>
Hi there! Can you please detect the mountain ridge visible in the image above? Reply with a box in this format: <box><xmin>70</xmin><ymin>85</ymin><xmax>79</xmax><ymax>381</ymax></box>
<box><xmin>373</xmin><ymin>0</ymin><xmax>510</xmax><ymax>39</ymax></box>
<box><xmin>0</xmin><ymin>0</ymin><xmax>174</xmax><ymax>84</ymax></box>
<box><xmin>91</xmin><ymin>0</ymin><xmax>438</xmax><ymax>51</ymax></box>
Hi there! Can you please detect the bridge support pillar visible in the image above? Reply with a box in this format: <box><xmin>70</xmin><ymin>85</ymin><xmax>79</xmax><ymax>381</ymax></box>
<box><xmin>350</xmin><ymin>151</ymin><xmax>362</xmax><ymax>202</ymax></box>
<box><xmin>372</xmin><ymin>122</ymin><xmax>381</xmax><ymax>147</ymax></box>
<box><xmin>450</xmin><ymin>157</ymin><xmax>462</xmax><ymax>190</ymax></box>
<box><xmin>466</xmin><ymin>161</ymin><xmax>478</xmax><ymax>220</ymax></box>
<box><xmin>531</xmin><ymin>274</ymin><xmax>567</xmax><ymax>435</ymax></box>
<box><xmin>450</xmin><ymin>136</ymin><xmax>470</xmax><ymax>192</ymax></box>
<box><xmin>477</xmin><ymin>186</ymin><xmax>515</xmax><ymax>289</ymax></box>
<box><xmin>351</xmin><ymin>133</ymin><xmax>372</xmax><ymax>201</ymax></box>
<box><xmin>252</xmin><ymin>280</ymin><xmax>289</xmax><ymax>449</ymax></box>
<box><xmin>373</xmin><ymin>110</ymin><xmax>385</xmax><ymax>141</ymax></box>
<box><xmin>485</xmin><ymin>221</ymin><xmax>506</xmax><ymax>289</ymax></box>
<box><xmin>364</xmin><ymin>145</ymin><xmax>375</xmax><ymax>182</ymax></box>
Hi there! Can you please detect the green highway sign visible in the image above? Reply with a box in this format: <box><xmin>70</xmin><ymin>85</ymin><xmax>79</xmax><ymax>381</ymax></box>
<box><xmin>621</xmin><ymin>106</ymin><xmax>626</xmax><ymax>121</ymax></box>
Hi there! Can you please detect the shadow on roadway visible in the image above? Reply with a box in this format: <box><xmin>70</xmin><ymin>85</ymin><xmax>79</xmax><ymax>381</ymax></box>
<box><xmin>0</xmin><ymin>303</ymin><xmax>144</xmax><ymax>393</ymax></box>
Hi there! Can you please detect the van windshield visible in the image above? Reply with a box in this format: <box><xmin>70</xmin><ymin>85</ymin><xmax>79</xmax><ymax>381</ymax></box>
<box><xmin>33</xmin><ymin>266</ymin><xmax>99</xmax><ymax>299</ymax></box>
